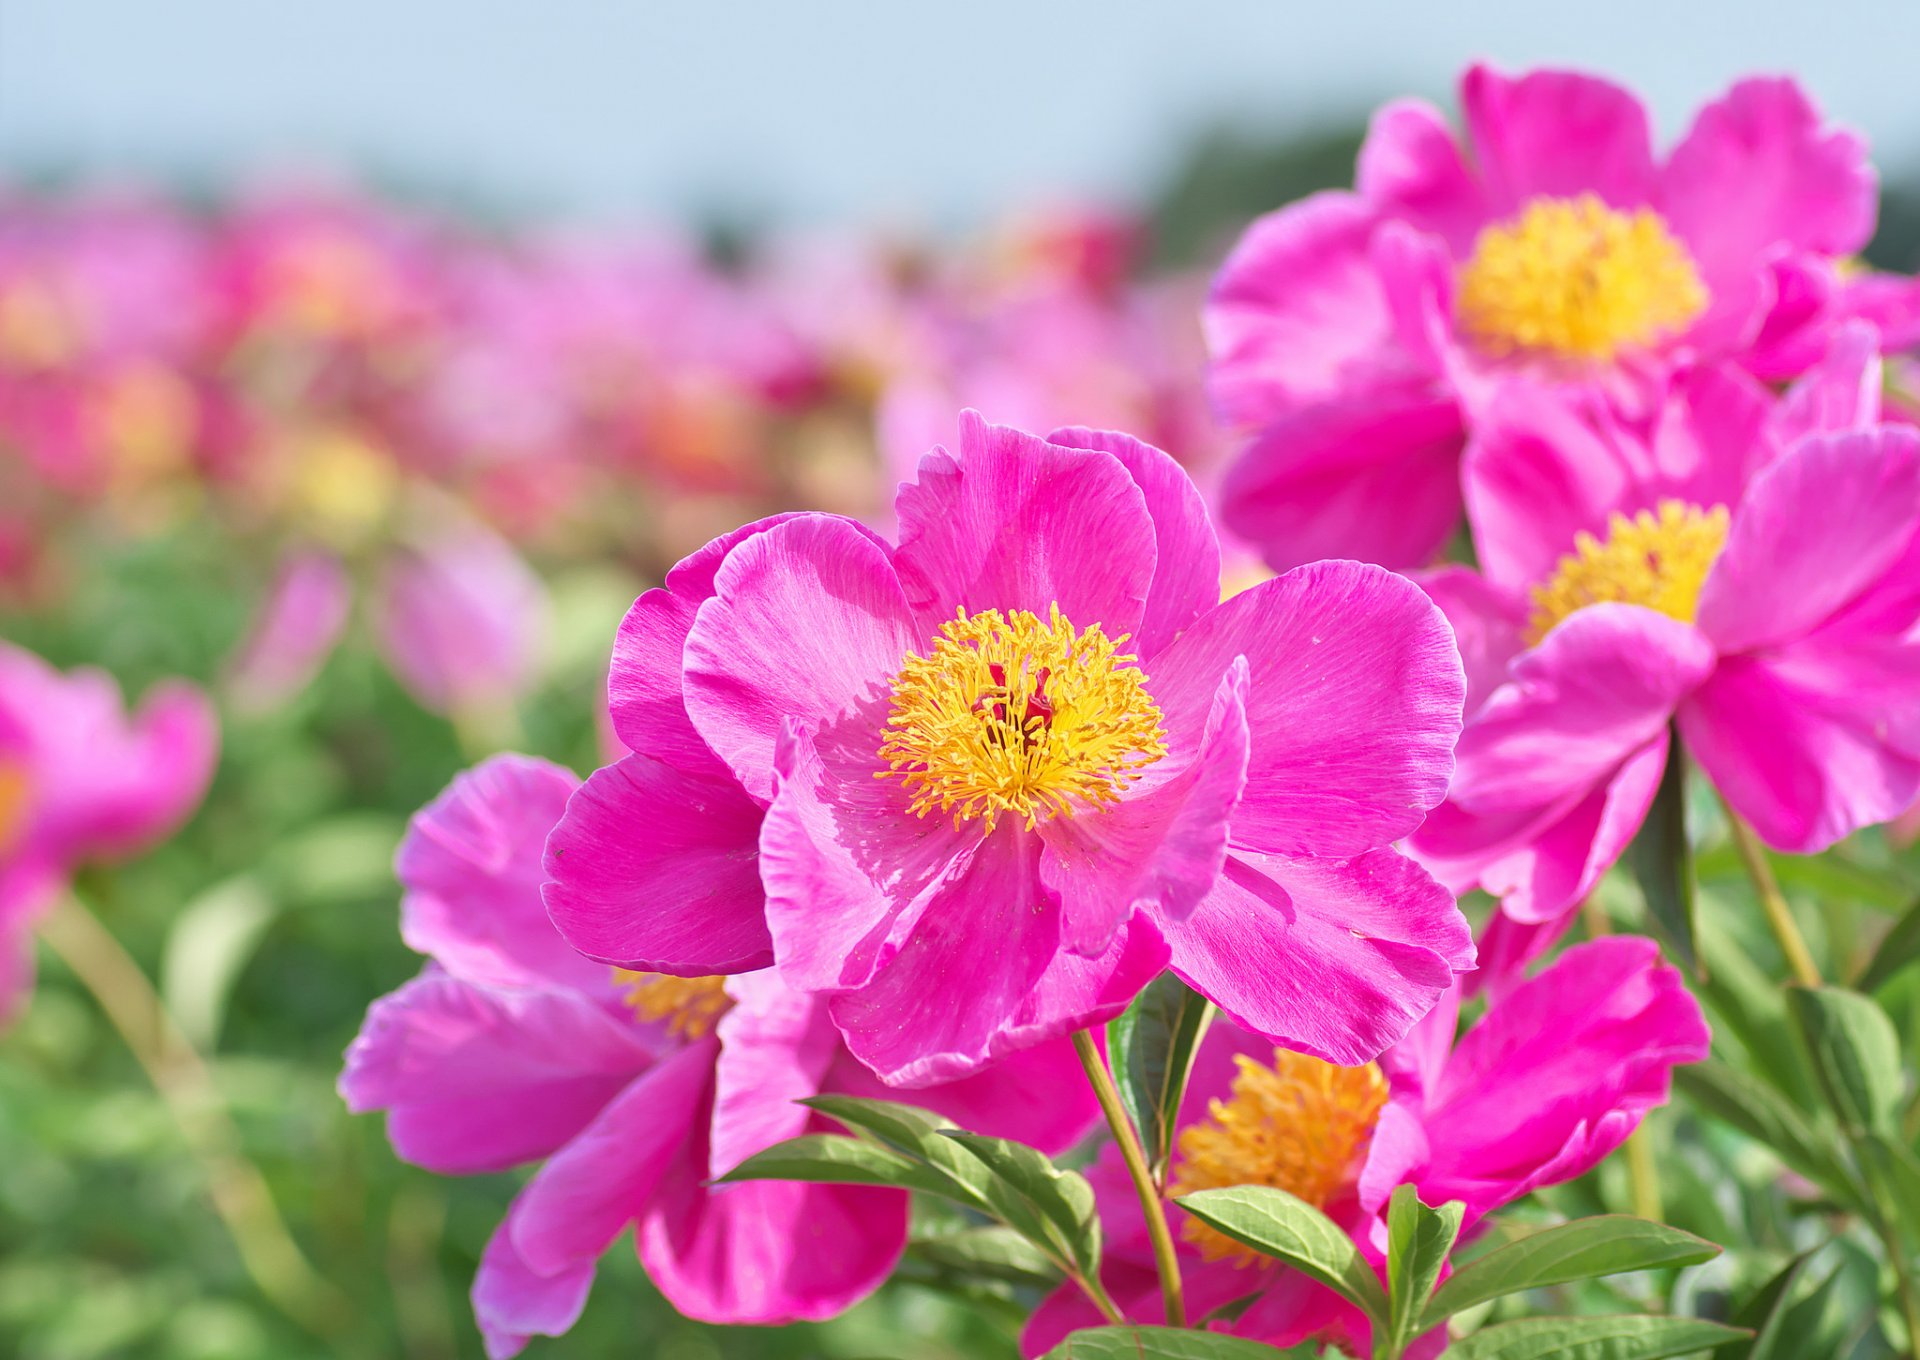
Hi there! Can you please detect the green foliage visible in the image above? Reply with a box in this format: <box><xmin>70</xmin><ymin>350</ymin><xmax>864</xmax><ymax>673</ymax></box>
<box><xmin>1108</xmin><ymin>974</ymin><xmax>1213</xmax><ymax>1183</ymax></box>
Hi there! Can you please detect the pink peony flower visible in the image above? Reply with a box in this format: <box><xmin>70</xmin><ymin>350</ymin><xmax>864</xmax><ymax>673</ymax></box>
<box><xmin>1023</xmin><ymin>937</ymin><xmax>1709</xmax><ymax>1357</ymax></box>
<box><xmin>340</xmin><ymin>754</ymin><xmax>1095</xmax><ymax>1356</ymax></box>
<box><xmin>544</xmin><ymin>413</ymin><xmax>1471</xmax><ymax>1086</ymax></box>
<box><xmin>1207</xmin><ymin>64</ymin><xmax>1877</xmax><ymax>572</ymax></box>
<box><xmin>1411</xmin><ymin>355</ymin><xmax>1920</xmax><ymax>976</ymax></box>
<box><xmin>0</xmin><ymin>641</ymin><xmax>218</xmax><ymax>1021</ymax></box>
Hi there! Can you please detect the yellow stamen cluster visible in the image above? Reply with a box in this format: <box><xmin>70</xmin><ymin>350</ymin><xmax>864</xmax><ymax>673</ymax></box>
<box><xmin>876</xmin><ymin>604</ymin><xmax>1166</xmax><ymax>833</ymax></box>
<box><xmin>1528</xmin><ymin>499</ymin><xmax>1730</xmax><ymax>643</ymax></box>
<box><xmin>1456</xmin><ymin>194</ymin><xmax>1708</xmax><ymax>362</ymax></box>
<box><xmin>610</xmin><ymin>970</ymin><xmax>732</xmax><ymax>1039</ymax></box>
<box><xmin>0</xmin><ymin>760</ymin><xmax>32</xmax><ymax>854</ymax></box>
<box><xmin>1171</xmin><ymin>1050</ymin><xmax>1388</xmax><ymax>1266</ymax></box>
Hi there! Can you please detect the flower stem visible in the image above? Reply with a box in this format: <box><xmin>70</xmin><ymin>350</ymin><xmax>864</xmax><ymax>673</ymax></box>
<box><xmin>38</xmin><ymin>895</ymin><xmax>349</xmax><ymax>1335</ymax></box>
<box><xmin>1072</xmin><ymin>1029</ymin><xmax>1186</xmax><ymax>1328</ymax></box>
<box><xmin>1721</xmin><ymin>804</ymin><xmax>1822</xmax><ymax>988</ymax></box>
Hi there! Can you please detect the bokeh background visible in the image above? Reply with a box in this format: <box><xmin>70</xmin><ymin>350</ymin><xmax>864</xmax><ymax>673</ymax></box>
<box><xmin>1</xmin><ymin>3</ymin><xmax>1916</xmax><ymax>1357</ymax></box>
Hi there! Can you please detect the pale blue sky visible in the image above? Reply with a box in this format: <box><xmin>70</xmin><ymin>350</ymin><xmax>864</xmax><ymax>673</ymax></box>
<box><xmin>1</xmin><ymin>0</ymin><xmax>1914</xmax><ymax>227</ymax></box>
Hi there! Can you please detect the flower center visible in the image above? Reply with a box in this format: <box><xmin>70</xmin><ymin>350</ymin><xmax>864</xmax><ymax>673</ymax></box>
<box><xmin>1455</xmin><ymin>194</ymin><xmax>1707</xmax><ymax>362</ymax></box>
<box><xmin>876</xmin><ymin>604</ymin><xmax>1167</xmax><ymax>833</ymax></box>
<box><xmin>610</xmin><ymin>970</ymin><xmax>732</xmax><ymax>1039</ymax></box>
<box><xmin>1170</xmin><ymin>1050</ymin><xmax>1388</xmax><ymax>1266</ymax></box>
<box><xmin>0</xmin><ymin>760</ymin><xmax>32</xmax><ymax>855</ymax></box>
<box><xmin>1528</xmin><ymin>499</ymin><xmax>1729</xmax><ymax>643</ymax></box>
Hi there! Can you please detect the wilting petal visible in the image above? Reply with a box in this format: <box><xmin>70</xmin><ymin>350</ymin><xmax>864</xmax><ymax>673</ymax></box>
<box><xmin>1165</xmin><ymin>849</ymin><xmax>1472</xmax><ymax>1066</ymax></box>
<box><xmin>543</xmin><ymin>753</ymin><xmax>771</xmax><ymax>974</ymax></box>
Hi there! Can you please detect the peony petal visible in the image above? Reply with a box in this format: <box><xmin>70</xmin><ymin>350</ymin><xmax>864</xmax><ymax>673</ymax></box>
<box><xmin>1219</xmin><ymin>389</ymin><xmax>1464</xmax><ymax>574</ymax></box>
<box><xmin>707</xmin><ymin>970</ymin><xmax>840</xmax><ymax>1181</ymax></box>
<box><xmin>1046</xmin><ymin>425</ymin><xmax>1222</xmax><ymax>660</ymax></box>
<box><xmin>543</xmin><ymin>752</ymin><xmax>771</xmax><ymax>974</ymax></box>
<box><xmin>1770</xmin><ymin>320</ymin><xmax>1882</xmax><ymax>447</ymax></box>
<box><xmin>1165</xmin><ymin>849</ymin><xmax>1472</xmax><ymax>1066</ymax></box>
<box><xmin>471</xmin><ymin>1200</ymin><xmax>597</xmax><ymax>1360</ymax></box>
<box><xmin>1411</xmin><ymin>566</ymin><xmax>1528</xmax><ymax>719</ymax></box>
<box><xmin>683</xmin><ymin>514</ymin><xmax>916</xmax><ymax>800</ymax></box>
<box><xmin>1460</xmin><ymin>65</ymin><xmax>1658</xmax><ymax>214</ymax></box>
<box><xmin>1697</xmin><ymin>427</ymin><xmax>1920</xmax><ymax>655</ymax></box>
<box><xmin>1147</xmin><ymin>561</ymin><xmax>1464</xmax><ymax>858</ymax></box>
<box><xmin>1356</xmin><ymin>98</ymin><xmax>1489</xmax><ymax>254</ymax></box>
<box><xmin>831</xmin><ymin>1034</ymin><xmax>1101</xmax><ymax>1156</ymax></box>
<box><xmin>1038</xmin><ymin>658</ymin><xmax>1248</xmax><ymax>954</ymax></box>
<box><xmin>339</xmin><ymin>973</ymin><xmax>659</xmax><ymax>1175</ymax></box>
<box><xmin>891</xmin><ymin>413</ymin><xmax>1156</xmax><ymax>640</ymax></box>
<box><xmin>397</xmin><ymin>754</ymin><xmax>595</xmax><ymax>992</ymax></box>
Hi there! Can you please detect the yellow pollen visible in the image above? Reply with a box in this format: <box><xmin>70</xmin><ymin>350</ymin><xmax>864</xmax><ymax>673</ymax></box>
<box><xmin>1171</xmin><ymin>1050</ymin><xmax>1388</xmax><ymax>1266</ymax></box>
<box><xmin>1456</xmin><ymin>194</ymin><xmax>1708</xmax><ymax>362</ymax></box>
<box><xmin>0</xmin><ymin>760</ymin><xmax>32</xmax><ymax>855</ymax></box>
<box><xmin>1528</xmin><ymin>499</ymin><xmax>1730</xmax><ymax>643</ymax></box>
<box><xmin>610</xmin><ymin>970</ymin><xmax>732</xmax><ymax>1039</ymax></box>
<box><xmin>876</xmin><ymin>604</ymin><xmax>1167</xmax><ymax>833</ymax></box>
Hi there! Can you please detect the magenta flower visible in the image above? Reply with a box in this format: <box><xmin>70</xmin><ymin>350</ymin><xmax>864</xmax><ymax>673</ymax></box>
<box><xmin>1411</xmin><ymin>357</ymin><xmax>1920</xmax><ymax>976</ymax></box>
<box><xmin>1208</xmin><ymin>63</ymin><xmax>1876</xmax><ymax>572</ymax></box>
<box><xmin>225</xmin><ymin>548</ymin><xmax>354</xmax><ymax>712</ymax></box>
<box><xmin>545</xmin><ymin>414</ymin><xmax>1470</xmax><ymax>1086</ymax></box>
<box><xmin>1024</xmin><ymin>937</ymin><xmax>1709</xmax><ymax>1357</ymax></box>
<box><xmin>0</xmin><ymin>641</ymin><xmax>218</xmax><ymax>1021</ymax></box>
<box><xmin>342</xmin><ymin>754</ymin><xmax>1097</xmax><ymax>1356</ymax></box>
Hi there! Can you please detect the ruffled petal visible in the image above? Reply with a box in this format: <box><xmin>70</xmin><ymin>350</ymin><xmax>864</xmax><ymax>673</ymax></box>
<box><xmin>1037</xmin><ymin>658</ymin><xmax>1249</xmax><ymax>954</ymax></box>
<box><xmin>683</xmin><ymin>514</ymin><xmax>916</xmax><ymax>800</ymax></box>
<box><xmin>339</xmin><ymin>972</ymin><xmax>659</xmax><ymax>1175</ymax></box>
<box><xmin>396</xmin><ymin>754</ymin><xmax>595</xmax><ymax>992</ymax></box>
<box><xmin>1046</xmin><ymin>425</ymin><xmax>1222</xmax><ymax>660</ymax></box>
<box><xmin>1460</xmin><ymin>64</ymin><xmax>1658</xmax><ymax>213</ymax></box>
<box><xmin>1165</xmin><ymin>849</ymin><xmax>1473</xmax><ymax>1066</ymax></box>
<box><xmin>542</xmin><ymin>752</ymin><xmax>771</xmax><ymax>974</ymax></box>
<box><xmin>1147</xmin><ymin>561</ymin><xmax>1464</xmax><ymax>858</ymax></box>
<box><xmin>1356</xmin><ymin>98</ymin><xmax>1488</xmax><ymax>254</ymax></box>
<box><xmin>1697</xmin><ymin>427</ymin><xmax>1920</xmax><ymax>655</ymax></box>
<box><xmin>1219</xmin><ymin>390</ymin><xmax>1465</xmax><ymax>574</ymax></box>
<box><xmin>891</xmin><ymin>413</ymin><xmax>1156</xmax><ymax>640</ymax></box>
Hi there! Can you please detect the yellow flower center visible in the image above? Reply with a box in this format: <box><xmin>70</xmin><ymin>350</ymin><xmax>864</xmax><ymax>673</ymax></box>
<box><xmin>876</xmin><ymin>604</ymin><xmax>1167</xmax><ymax>833</ymax></box>
<box><xmin>1170</xmin><ymin>1050</ymin><xmax>1388</xmax><ymax>1266</ymax></box>
<box><xmin>1455</xmin><ymin>194</ymin><xmax>1708</xmax><ymax>362</ymax></box>
<box><xmin>610</xmin><ymin>970</ymin><xmax>732</xmax><ymax>1039</ymax></box>
<box><xmin>1528</xmin><ymin>499</ymin><xmax>1730</xmax><ymax>643</ymax></box>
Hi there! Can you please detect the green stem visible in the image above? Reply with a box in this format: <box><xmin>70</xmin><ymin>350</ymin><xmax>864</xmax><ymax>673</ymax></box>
<box><xmin>1722</xmin><ymin>803</ymin><xmax>1822</xmax><ymax>988</ymax></box>
<box><xmin>38</xmin><ymin>895</ymin><xmax>349</xmax><ymax>1335</ymax></box>
<box><xmin>1625</xmin><ymin>1121</ymin><xmax>1663</xmax><ymax>1224</ymax></box>
<box><xmin>1073</xmin><ymin>1029</ymin><xmax>1186</xmax><ymax>1328</ymax></box>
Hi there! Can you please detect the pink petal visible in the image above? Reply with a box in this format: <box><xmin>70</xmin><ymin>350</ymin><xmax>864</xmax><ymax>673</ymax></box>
<box><xmin>225</xmin><ymin>548</ymin><xmax>352</xmax><ymax>712</ymax></box>
<box><xmin>1165</xmin><ymin>848</ymin><xmax>1473</xmax><ymax>1066</ymax></box>
<box><xmin>1460</xmin><ymin>65</ymin><xmax>1658</xmax><ymax>214</ymax></box>
<box><xmin>1770</xmin><ymin>319</ymin><xmax>1883</xmax><ymax>446</ymax></box>
<box><xmin>1697</xmin><ymin>427</ymin><xmax>1920</xmax><ymax>655</ymax></box>
<box><xmin>543</xmin><ymin>752</ymin><xmax>771</xmax><ymax>974</ymax></box>
<box><xmin>471</xmin><ymin>1200</ymin><xmax>596</xmax><ymax>1360</ymax></box>
<box><xmin>1219</xmin><ymin>389</ymin><xmax>1464</xmax><ymax>574</ymax></box>
<box><xmin>1411</xmin><ymin>566</ymin><xmax>1528</xmax><ymax>718</ymax></box>
<box><xmin>397</xmin><ymin>755</ymin><xmax>596</xmax><ymax>992</ymax></box>
<box><xmin>707</xmin><ymin>970</ymin><xmax>840</xmax><ymax>1180</ymax></box>
<box><xmin>834</xmin><ymin>1034</ymin><xmax>1101</xmax><ymax>1156</ymax></box>
<box><xmin>683</xmin><ymin>513</ymin><xmax>915</xmax><ymax>800</ymax></box>
<box><xmin>1038</xmin><ymin>658</ymin><xmax>1249</xmax><ymax>954</ymax></box>
<box><xmin>507</xmin><ymin>1040</ymin><xmax>713</xmax><ymax>1277</ymax></box>
<box><xmin>1046</xmin><ymin>425</ymin><xmax>1222</xmax><ymax>661</ymax></box>
<box><xmin>1205</xmin><ymin>192</ymin><xmax>1422</xmax><ymax>426</ymax></box>
<box><xmin>1357</xmin><ymin>98</ymin><xmax>1489</xmax><ymax>254</ymax></box>
<box><xmin>829</xmin><ymin>843</ymin><xmax>1170</xmax><ymax>1086</ymax></box>
<box><xmin>339</xmin><ymin>973</ymin><xmax>658</xmax><ymax>1175</ymax></box>
<box><xmin>891</xmin><ymin>413</ymin><xmax>1156</xmax><ymax>640</ymax></box>
<box><xmin>1148</xmin><ymin>560</ymin><xmax>1464</xmax><ymax>858</ymax></box>
<box><xmin>1662</xmin><ymin>78</ymin><xmax>1876</xmax><ymax>336</ymax></box>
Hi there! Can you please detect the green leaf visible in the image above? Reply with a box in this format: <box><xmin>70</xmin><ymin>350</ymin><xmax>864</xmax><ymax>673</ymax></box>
<box><xmin>1421</xmin><ymin>1215</ymin><xmax>1720</xmax><ymax>1331</ymax></box>
<box><xmin>1445</xmin><ymin>1314</ymin><xmax>1749</xmax><ymax>1360</ymax></box>
<box><xmin>1626</xmin><ymin>737</ymin><xmax>1698</xmax><ymax>974</ymax></box>
<box><xmin>1721</xmin><ymin>1251</ymin><xmax>1815</xmax><ymax>1360</ymax></box>
<box><xmin>1173</xmin><ymin>1185</ymin><xmax>1387</xmax><ymax>1323</ymax></box>
<box><xmin>715</xmin><ymin>1133</ymin><xmax>956</xmax><ymax>1199</ymax></box>
<box><xmin>1109</xmin><ymin>973</ymin><xmax>1213</xmax><ymax>1179</ymax></box>
<box><xmin>941</xmin><ymin>1131</ymin><xmax>1102</xmax><ymax>1278</ymax></box>
<box><xmin>800</xmin><ymin>1095</ymin><xmax>997</xmax><ymax>1210</ymax></box>
<box><xmin>1385</xmin><ymin>1186</ymin><xmax>1463</xmax><ymax>1352</ymax></box>
<box><xmin>1041</xmin><ymin>1326</ymin><xmax>1315</xmax><ymax>1359</ymax></box>
<box><xmin>159</xmin><ymin>876</ymin><xmax>277</xmax><ymax>1049</ymax></box>
<box><xmin>1785</xmin><ymin>986</ymin><xmax>1903</xmax><ymax>1136</ymax></box>
<box><xmin>908</xmin><ymin>1226</ymin><xmax>1060</xmax><ymax>1288</ymax></box>
<box><xmin>1673</xmin><ymin>1063</ymin><xmax>1862</xmax><ymax>1211</ymax></box>
<box><xmin>1741</xmin><ymin>1260</ymin><xmax>1856</xmax><ymax>1360</ymax></box>
<box><xmin>1858</xmin><ymin>1132</ymin><xmax>1920</xmax><ymax>1254</ymax></box>
<box><xmin>1857</xmin><ymin>894</ymin><xmax>1920</xmax><ymax>994</ymax></box>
